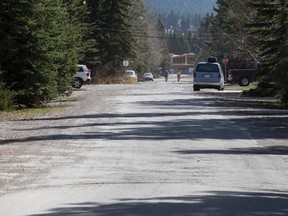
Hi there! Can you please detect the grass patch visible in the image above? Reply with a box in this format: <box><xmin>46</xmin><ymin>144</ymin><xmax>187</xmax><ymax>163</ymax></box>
<box><xmin>225</xmin><ymin>82</ymin><xmax>257</xmax><ymax>91</ymax></box>
<box><xmin>51</xmin><ymin>97</ymin><xmax>79</xmax><ymax>103</ymax></box>
<box><xmin>0</xmin><ymin>94</ymin><xmax>82</xmax><ymax>120</ymax></box>
<box><xmin>0</xmin><ymin>103</ymin><xmax>69</xmax><ymax>121</ymax></box>
<box><xmin>235</xmin><ymin>85</ymin><xmax>257</xmax><ymax>91</ymax></box>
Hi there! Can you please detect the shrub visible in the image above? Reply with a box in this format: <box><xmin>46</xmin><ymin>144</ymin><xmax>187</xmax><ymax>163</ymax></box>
<box><xmin>243</xmin><ymin>86</ymin><xmax>276</xmax><ymax>97</ymax></box>
<box><xmin>0</xmin><ymin>85</ymin><xmax>16</xmax><ymax>111</ymax></box>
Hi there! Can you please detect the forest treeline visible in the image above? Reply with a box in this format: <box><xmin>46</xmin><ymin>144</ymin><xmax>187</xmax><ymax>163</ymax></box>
<box><xmin>0</xmin><ymin>0</ymin><xmax>287</xmax><ymax>110</ymax></box>
<box><xmin>144</xmin><ymin>0</ymin><xmax>216</xmax><ymax>17</ymax></box>
<box><xmin>0</xmin><ymin>0</ymin><xmax>166</xmax><ymax>109</ymax></box>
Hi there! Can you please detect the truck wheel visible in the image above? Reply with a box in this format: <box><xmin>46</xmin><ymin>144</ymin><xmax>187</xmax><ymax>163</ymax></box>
<box><xmin>72</xmin><ymin>78</ymin><xmax>83</xmax><ymax>89</ymax></box>
<box><xmin>238</xmin><ymin>77</ymin><xmax>250</xmax><ymax>86</ymax></box>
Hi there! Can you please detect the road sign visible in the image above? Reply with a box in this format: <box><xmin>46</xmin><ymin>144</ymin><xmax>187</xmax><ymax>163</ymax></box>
<box><xmin>122</xmin><ymin>60</ymin><xmax>129</xmax><ymax>67</ymax></box>
<box><xmin>222</xmin><ymin>57</ymin><xmax>229</xmax><ymax>65</ymax></box>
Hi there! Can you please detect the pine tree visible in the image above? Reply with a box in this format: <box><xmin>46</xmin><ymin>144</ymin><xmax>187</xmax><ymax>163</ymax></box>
<box><xmin>196</xmin><ymin>13</ymin><xmax>215</xmax><ymax>61</ymax></box>
<box><xmin>210</xmin><ymin>0</ymin><xmax>258</xmax><ymax>68</ymax></box>
<box><xmin>0</xmin><ymin>0</ymin><xmax>94</xmax><ymax>107</ymax></box>
<box><xmin>0</xmin><ymin>0</ymin><xmax>58</xmax><ymax>106</ymax></box>
<box><xmin>249</xmin><ymin>0</ymin><xmax>288</xmax><ymax>103</ymax></box>
<box><xmin>53</xmin><ymin>0</ymin><xmax>96</xmax><ymax>94</ymax></box>
<box><xmin>127</xmin><ymin>0</ymin><xmax>149</xmax><ymax>71</ymax></box>
<box><xmin>87</xmin><ymin>0</ymin><xmax>135</xmax><ymax>76</ymax></box>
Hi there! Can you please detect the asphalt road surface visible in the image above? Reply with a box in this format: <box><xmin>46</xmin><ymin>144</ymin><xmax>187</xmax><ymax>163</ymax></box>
<box><xmin>0</xmin><ymin>74</ymin><xmax>288</xmax><ymax>215</ymax></box>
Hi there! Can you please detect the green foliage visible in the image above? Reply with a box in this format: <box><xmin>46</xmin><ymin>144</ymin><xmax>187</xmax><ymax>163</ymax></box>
<box><xmin>243</xmin><ymin>86</ymin><xmax>276</xmax><ymax>97</ymax></box>
<box><xmin>87</xmin><ymin>0</ymin><xmax>135</xmax><ymax>76</ymax></box>
<box><xmin>0</xmin><ymin>83</ymin><xmax>16</xmax><ymax>111</ymax></box>
<box><xmin>85</xmin><ymin>0</ymin><xmax>168</xmax><ymax>77</ymax></box>
<box><xmin>0</xmin><ymin>0</ymin><xmax>169</xmax><ymax>106</ymax></box>
<box><xmin>0</xmin><ymin>0</ymin><xmax>94</xmax><ymax>107</ymax></box>
<box><xmin>196</xmin><ymin>13</ymin><xmax>215</xmax><ymax>61</ymax></box>
<box><xmin>144</xmin><ymin>0</ymin><xmax>216</xmax><ymax>17</ymax></box>
<box><xmin>205</xmin><ymin>0</ymin><xmax>288</xmax><ymax>105</ymax></box>
<box><xmin>200</xmin><ymin>0</ymin><xmax>259</xmax><ymax>71</ymax></box>
<box><xmin>248</xmin><ymin>0</ymin><xmax>288</xmax><ymax>103</ymax></box>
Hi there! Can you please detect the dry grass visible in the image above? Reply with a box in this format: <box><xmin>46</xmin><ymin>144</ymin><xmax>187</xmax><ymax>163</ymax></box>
<box><xmin>0</xmin><ymin>106</ymin><xmax>64</xmax><ymax>121</ymax></box>
<box><xmin>0</xmin><ymin>97</ymin><xmax>78</xmax><ymax>121</ymax></box>
<box><xmin>92</xmin><ymin>73</ymin><xmax>137</xmax><ymax>84</ymax></box>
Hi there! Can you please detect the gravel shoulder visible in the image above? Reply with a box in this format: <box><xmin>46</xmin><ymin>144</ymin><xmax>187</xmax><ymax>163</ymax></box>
<box><xmin>0</xmin><ymin>84</ymin><xmax>129</xmax><ymax>195</ymax></box>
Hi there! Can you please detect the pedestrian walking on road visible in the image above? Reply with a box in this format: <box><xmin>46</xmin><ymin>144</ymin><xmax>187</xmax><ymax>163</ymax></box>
<box><xmin>164</xmin><ymin>70</ymin><xmax>169</xmax><ymax>82</ymax></box>
<box><xmin>176</xmin><ymin>70</ymin><xmax>181</xmax><ymax>82</ymax></box>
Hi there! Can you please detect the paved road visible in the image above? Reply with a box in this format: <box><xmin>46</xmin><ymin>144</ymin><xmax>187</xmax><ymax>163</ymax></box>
<box><xmin>0</xmin><ymin>75</ymin><xmax>288</xmax><ymax>215</ymax></box>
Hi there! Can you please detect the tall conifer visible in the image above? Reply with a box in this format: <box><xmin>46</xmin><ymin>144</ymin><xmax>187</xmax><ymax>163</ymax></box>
<box><xmin>87</xmin><ymin>0</ymin><xmax>135</xmax><ymax>76</ymax></box>
<box><xmin>0</xmin><ymin>0</ymin><xmax>94</xmax><ymax>107</ymax></box>
<box><xmin>249</xmin><ymin>0</ymin><xmax>288</xmax><ymax>103</ymax></box>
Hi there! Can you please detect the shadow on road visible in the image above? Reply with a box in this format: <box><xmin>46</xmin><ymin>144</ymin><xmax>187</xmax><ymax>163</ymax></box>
<box><xmin>1</xmin><ymin>95</ymin><xmax>287</xmax><ymax>147</ymax></box>
<box><xmin>31</xmin><ymin>190</ymin><xmax>288</xmax><ymax>216</ymax></box>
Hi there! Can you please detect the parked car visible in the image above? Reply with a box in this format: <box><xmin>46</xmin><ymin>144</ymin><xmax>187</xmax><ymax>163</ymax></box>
<box><xmin>125</xmin><ymin>70</ymin><xmax>137</xmax><ymax>80</ymax></box>
<box><xmin>193</xmin><ymin>58</ymin><xmax>225</xmax><ymax>91</ymax></box>
<box><xmin>72</xmin><ymin>64</ymin><xmax>91</xmax><ymax>89</ymax></box>
<box><xmin>143</xmin><ymin>72</ymin><xmax>154</xmax><ymax>81</ymax></box>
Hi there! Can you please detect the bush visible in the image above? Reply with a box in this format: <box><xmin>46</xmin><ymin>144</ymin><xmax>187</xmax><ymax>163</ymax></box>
<box><xmin>0</xmin><ymin>86</ymin><xmax>16</xmax><ymax>111</ymax></box>
<box><xmin>243</xmin><ymin>86</ymin><xmax>276</xmax><ymax>97</ymax></box>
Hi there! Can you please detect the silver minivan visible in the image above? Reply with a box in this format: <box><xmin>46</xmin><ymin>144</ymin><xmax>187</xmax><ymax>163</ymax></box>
<box><xmin>193</xmin><ymin>59</ymin><xmax>225</xmax><ymax>91</ymax></box>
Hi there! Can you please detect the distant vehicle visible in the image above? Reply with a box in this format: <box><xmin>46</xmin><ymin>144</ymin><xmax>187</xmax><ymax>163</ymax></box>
<box><xmin>227</xmin><ymin>62</ymin><xmax>262</xmax><ymax>86</ymax></box>
<box><xmin>72</xmin><ymin>64</ymin><xmax>91</xmax><ymax>89</ymax></box>
<box><xmin>125</xmin><ymin>70</ymin><xmax>137</xmax><ymax>80</ymax></box>
<box><xmin>228</xmin><ymin>69</ymin><xmax>259</xmax><ymax>86</ymax></box>
<box><xmin>193</xmin><ymin>58</ymin><xmax>225</xmax><ymax>91</ymax></box>
<box><xmin>143</xmin><ymin>72</ymin><xmax>154</xmax><ymax>81</ymax></box>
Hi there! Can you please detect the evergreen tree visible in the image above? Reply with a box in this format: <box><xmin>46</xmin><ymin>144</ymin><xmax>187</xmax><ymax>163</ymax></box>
<box><xmin>0</xmin><ymin>0</ymin><xmax>93</xmax><ymax>107</ymax></box>
<box><xmin>197</xmin><ymin>13</ymin><xmax>215</xmax><ymax>61</ymax></box>
<box><xmin>182</xmin><ymin>36</ymin><xmax>191</xmax><ymax>53</ymax></box>
<box><xmin>0</xmin><ymin>0</ymin><xmax>58</xmax><ymax>106</ymax></box>
<box><xmin>249</xmin><ymin>0</ymin><xmax>288</xmax><ymax>103</ymax></box>
<box><xmin>53</xmin><ymin>0</ymin><xmax>96</xmax><ymax>94</ymax></box>
<box><xmin>128</xmin><ymin>0</ymin><xmax>149</xmax><ymax>72</ymax></box>
<box><xmin>145</xmin><ymin>17</ymin><xmax>168</xmax><ymax>71</ymax></box>
<box><xmin>210</xmin><ymin>0</ymin><xmax>257</xmax><ymax>68</ymax></box>
<box><xmin>87</xmin><ymin>0</ymin><xmax>135</xmax><ymax>76</ymax></box>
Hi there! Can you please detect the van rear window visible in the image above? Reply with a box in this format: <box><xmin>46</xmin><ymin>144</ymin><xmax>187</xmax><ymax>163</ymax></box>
<box><xmin>77</xmin><ymin>67</ymin><xmax>84</xmax><ymax>72</ymax></box>
<box><xmin>196</xmin><ymin>64</ymin><xmax>219</xmax><ymax>72</ymax></box>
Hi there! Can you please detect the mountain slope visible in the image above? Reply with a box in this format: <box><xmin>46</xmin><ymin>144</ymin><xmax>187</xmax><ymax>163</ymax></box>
<box><xmin>144</xmin><ymin>0</ymin><xmax>216</xmax><ymax>15</ymax></box>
